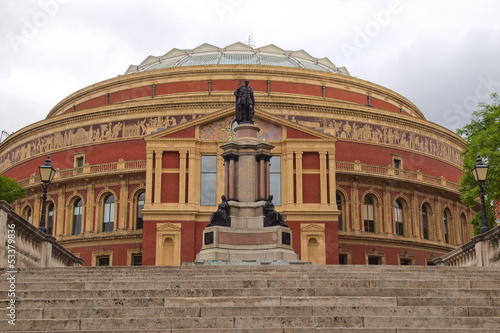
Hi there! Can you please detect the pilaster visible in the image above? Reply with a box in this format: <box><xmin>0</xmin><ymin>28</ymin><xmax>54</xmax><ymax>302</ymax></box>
<box><xmin>154</xmin><ymin>150</ymin><xmax>163</xmax><ymax>204</ymax></box>
<box><xmin>319</xmin><ymin>152</ymin><xmax>328</xmax><ymax>204</ymax></box>
<box><xmin>295</xmin><ymin>151</ymin><xmax>303</xmax><ymax>204</ymax></box>
<box><xmin>179</xmin><ymin>150</ymin><xmax>187</xmax><ymax>204</ymax></box>
<box><xmin>85</xmin><ymin>184</ymin><xmax>95</xmax><ymax>233</ymax></box>
<box><xmin>145</xmin><ymin>151</ymin><xmax>154</xmax><ymax>205</ymax></box>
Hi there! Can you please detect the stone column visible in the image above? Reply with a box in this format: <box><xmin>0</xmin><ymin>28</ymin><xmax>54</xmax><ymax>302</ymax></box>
<box><xmin>435</xmin><ymin>195</ymin><xmax>442</xmax><ymax>242</ymax></box>
<box><xmin>154</xmin><ymin>150</ymin><xmax>163</xmax><ymax>204</ymax></box>
<box><xmin>328</xmin><ymin>151</ymin><xmax>336</xmax><ymax>206</ymax></box>
<box><xmin>320</xmin><ymin>152</ymin><xmax>328</xmax><ymax>204</ymax></box>
<box><xmin>412</xmin><ymin>190</ymin><xmax>420</xmax><ymax>238</ymax></box>
<box><xmin>351</xmin><ymin>180</ymin><xmax>360</xmax><ymax>231</ymax></box>
<box><xmin>56</xmin><ymin>187</ymin><xmax>65</xmax><ymax>236</ymax></box>
<box><xmin>119</xmin><ymin>179</ymin><xmax>128</xmax><ymax>230</ymax></box>
<box><xmin>295</xmin><ymin>152</ymin><xmax>303</xmax><ymax>204</ymax></box>
<box><xmin>179</xmin><ymin>151</ymin><xmax>187</xmax><ymax>204</ymax></box>
<box><xmin>145</xmin><ymin>151</ymin><xmax>154</xmax><ymax>205</ymax></box>
<box><xmin>286</xmin><ymin>152</ymin><xmax>294</xmax><ymax>205</ymax></box>
<box><xmin>84</xmin><ymin>184</ymin><xmax>94</xmax><ymax>233</ymax></box>
<box><xmin>383</xmin><ymin>185</ymin><xmax>392</xmax><ymax>234</ymax></box>
<box><xmin>188</xmin><ymin>151</ymin><xmax>197</xmax><ymax>204</ymax></box>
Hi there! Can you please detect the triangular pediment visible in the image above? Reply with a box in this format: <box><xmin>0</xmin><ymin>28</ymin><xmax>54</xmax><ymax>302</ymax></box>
<box><xmin>162</xmin><ymin>48</ymin><xmax>189</xmax><ymax>59</ymax></box>
<box><xmin>156</xmin><ymin>222</ymin><xmax>182</xmax><ymax>232</ymax></box>
<box><xmin>290</xmin><ymin>50</ymin><xmax>314</xmax><ymax>61</ymax></box>
<box><xmin>225</xmin><ymin>42</ymin><xmax>254</xmax><ymax>51</ymax></box>
<box><xmin>257</xmin><ymin>44</ymin><xmax>286</xmax><ymax>55</ymax></box>
<box><xmin>140</xmin><ymin>55</ymin><xmax>160</xmax><ymax>67</ymax></box>
<box><xmin>192</xmin><ymin>43</ymin><xmax>219</xmax><ymax>53</ymax></box>
<box><xmin>144</xmin><ymin>106</ymin><xmax>336</xmax><ymax>142</ymax></box>
<box><xmin>301</xmin><ymin>223</ymin><xmax>325</xmax><ymax>231</ymax></box>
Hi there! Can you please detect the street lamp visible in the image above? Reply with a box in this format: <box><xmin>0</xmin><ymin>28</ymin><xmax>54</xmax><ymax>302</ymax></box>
<box><xmin>471</xmin><ymin>154</ymin><xmax>489</xmax><ymax>234</ymax></box>
<box><xmin>38</xmin><ymin>155</ymin><xmax>56</xmax><ymax>233</ymax></box>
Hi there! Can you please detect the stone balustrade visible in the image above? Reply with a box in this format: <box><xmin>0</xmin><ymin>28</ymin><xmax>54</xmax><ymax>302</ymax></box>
<box><xmin>336</xmin><ymin>160</ymin><xmax>459</xmax><ymax>192</ymax></box>
<box><xmin>435</xmin><ymin>225</ymin><xmax>500</xmax><ymax>267</ymax></box>
<box><xmin>0</xmin><ymin>200</ymin><xmax>83</xmax><ymax>268</ymax></box>
<box><xmin>17</xmin><ymin>159</ymin><xmax>146</xmax><ymax>188</ymax></box>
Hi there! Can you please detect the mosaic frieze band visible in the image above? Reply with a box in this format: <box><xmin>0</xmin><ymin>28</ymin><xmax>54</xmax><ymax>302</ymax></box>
<box><xmin>0</xmin><ymin>112</ymin><xmax>461</xmax><ymax>172</ymax></box>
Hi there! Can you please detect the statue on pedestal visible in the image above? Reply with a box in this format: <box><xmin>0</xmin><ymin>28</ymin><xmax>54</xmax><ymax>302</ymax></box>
<box><xmin>264</xmin><ymin>195</ymin><xmax>288</xmax><ymax>227</ymax></box>
<box><xmin>234</xmin><ymin>79</ymin><xmax>255</xmax><ymax>124</ymax></box>
<box><xmin>208</xmin><ymin>195</ymin><xmax>231</xmax><ymax>227</ymax></box>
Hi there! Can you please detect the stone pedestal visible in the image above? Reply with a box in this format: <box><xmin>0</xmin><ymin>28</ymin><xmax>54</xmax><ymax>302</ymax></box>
<box><xmin>196</xmin><ymin>123</ymin><xmax>300</xmax><ymax>263</ymax></box>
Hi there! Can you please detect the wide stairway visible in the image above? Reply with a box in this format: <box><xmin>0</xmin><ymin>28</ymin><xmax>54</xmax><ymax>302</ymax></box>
<box><xmin>1</xmin><ymin>265</ymin><xmax>500</xmax><ymax>332</ymax></box>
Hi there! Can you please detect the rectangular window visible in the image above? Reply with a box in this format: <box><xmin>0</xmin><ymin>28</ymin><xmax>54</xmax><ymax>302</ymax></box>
<box><xmin>368</xmin><ymin>256</ymin><xmax>381</xmax><ymax>265</ymax></box>
<box><xmin>76</xmin><ymin>156</ymin><xmax>84</xmax><ymax>167</ymax></box>
<box><xmin>400</xmin><ymin>258</ymin><xmax>412</xmax><ymax>265</ymax></box>
<box><xmin>270</xmin><ymin>156</ymin><xmax>281</xmax><ymax>206</ymax></box>
<box><xmin>339</xmin><ymin>253</ymin><xmax>348</xmax><ymax>265</ymax></box>
<box><xmin>75</xmin><ymin>156</ymin><xmax>84</xmax><ymax>175</ymax></box>
<box><xmin>364</xmin><ymin>202</ymin><xmax>375</xmax><ymax>233</ymax></box>
<box><xmin>200</xmin><ymin>155</ymin><xmax>217</xmax><ymax>206</ymax></box>
<box><xmin>132</xmin><ymin>254</ymin><xmax>142</xmax><ymax>266</ymax></box>
<box><xmin>393</xmin><ymin>157</ymin><xmax>402</xmax><ymax>176</ymax></box>
<box><xmin>97</xmin><ymin>256</ymin><xmax>110</xmax><ymax>266</ymax></box>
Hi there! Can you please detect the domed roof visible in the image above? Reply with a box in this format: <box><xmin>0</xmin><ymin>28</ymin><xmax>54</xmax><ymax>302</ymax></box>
<box><xmin>125</xmin><ymin>42</ymin><xmax>350</xmax><ymax>76</ymax></box>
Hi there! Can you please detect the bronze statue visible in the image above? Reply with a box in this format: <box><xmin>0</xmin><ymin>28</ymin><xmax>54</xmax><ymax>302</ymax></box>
<box><xmin>234</xmin><ymin>79</ymin><xmax>255</xmax><ymax>124</ymax></box>
<box><xmin>208</xmin><ymin>195</ymin><xmax>231</xmax><ymax>227</ymax></box>
<box><xmin>263</xmin><ymin>195</ymin><xmax>287</xmax><ymax>227</ymax></box>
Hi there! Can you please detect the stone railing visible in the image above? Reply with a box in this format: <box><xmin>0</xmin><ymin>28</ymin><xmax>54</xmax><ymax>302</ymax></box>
<box><xmin>434</xmin><ymin>225</ymin><xmax>500</xmax><ymax>267</ymax></box>
<box><xmin>0</xmin><ymin>201</ymin><xmax>83</xmax><ymax>268</ymax></box>
<box><xmin>336</xmin><ymin>160</ymin><xmax>459</xmax><ymax>192</ymax></box>
<box><xmin>18</xmin><ymin>159</ymin><xmax>146</xmax><ymax>188</ymax></box>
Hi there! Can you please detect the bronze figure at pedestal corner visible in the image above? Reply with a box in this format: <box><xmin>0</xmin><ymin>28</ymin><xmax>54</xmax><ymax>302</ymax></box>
<box><xmin>208</xmin><ymin>195</ymin><xmax>231</xmax><ymax>227</ymax></box>
<box><xmin>234</xmin><ymin>79</ymin><xmax>255</xmax><ymax>124</ymax></box>
<box><xmin>264</xmin><ymin>195</ymin><xmax>288</xmax><ymax>227</ymax></box>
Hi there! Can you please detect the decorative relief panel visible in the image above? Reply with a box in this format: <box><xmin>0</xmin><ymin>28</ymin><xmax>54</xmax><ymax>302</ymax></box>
<box><xmin>0</xmin><ymin>115</ymin><xmax>198</xmax><ymax>172</ymax></box>
<box><xmin>283</xmin><ymin>115</ymin><xmax>462</xmax><ymax>165</ymax></box>
<box><xmin>199</xmin><ymin>116</ymin><xmax>282</xmax><ymax>141</ymax></box>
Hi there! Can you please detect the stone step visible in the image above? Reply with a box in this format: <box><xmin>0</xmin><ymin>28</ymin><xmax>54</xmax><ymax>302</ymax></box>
<box><xmin>7</xmin><ymin>327</ymin><xmax>498</xmax><ymax>333</ymax></box>
<box><xmin>6</xmin><ymin>295</ymin><xmax>497</xmax><ymax>310</ymax></box>
<box><xmin>5</xmin><ymin>278</ymin><xmax>500</xmax><ymax>291</ymax></box>
<box><xmin>4</xmin><ymin>315</ymin><xmax>500</xmax><ymax>331</ymax></box>
<box><xmin>3</xmin><ymin>286</ymin><xmax>500</xmax><ymax>301</ymax></box>
<box><xmin>3</xmin><ymin>304</ymin><xmax>500</xmax><ymax>320</ymax></box>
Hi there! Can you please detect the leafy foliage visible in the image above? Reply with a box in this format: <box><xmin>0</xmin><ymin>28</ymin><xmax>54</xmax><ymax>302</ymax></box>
<box><xmin>0</xmin><ymin>174</ymin><xmax>27</xmax><ymax>204</ymax></box>
<box><xmin>457</xmin><ymin>93</ymin><xmax>500</xmax><ymax>234</ymax></box>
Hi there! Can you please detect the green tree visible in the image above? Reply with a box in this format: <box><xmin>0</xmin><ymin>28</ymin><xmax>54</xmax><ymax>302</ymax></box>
<box><xmin>457</xmin><ymin>93</ymin><xmax>500</xmax><ymax>234</ymax></box>
<box><xmin>0</xmin><ymin>174</ymin><xmax>27</xmax><ymax>204</ymax></box>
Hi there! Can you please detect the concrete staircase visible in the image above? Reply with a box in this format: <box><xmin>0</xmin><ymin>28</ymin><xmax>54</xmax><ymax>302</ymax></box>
<box><xmin>1</xmin><ymin>265</ymin><xmax>500</xmax><ymax>332</ymax></box>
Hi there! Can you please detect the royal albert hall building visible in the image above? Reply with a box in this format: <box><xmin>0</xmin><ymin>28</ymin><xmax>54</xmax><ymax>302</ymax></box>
<box><xmin>0</xmin><ymin>42</ymin><xmax>475</xmax><ymax>266</ymax></box>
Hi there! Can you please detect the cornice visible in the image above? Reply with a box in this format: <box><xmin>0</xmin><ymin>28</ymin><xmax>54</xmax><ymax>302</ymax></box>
<box><xmin>47</xmin><ymin>65</ymin><xmax>424</xmax><ymax>120</ymax></box>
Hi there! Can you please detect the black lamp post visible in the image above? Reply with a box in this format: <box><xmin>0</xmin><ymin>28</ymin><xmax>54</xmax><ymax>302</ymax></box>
<box><xmin>38</xmin><ymin>155</ymin><xmax>56</xmax><ymax>233</ymax></box>
<box><xmin>471</xmin><ymin>154</ymin><xmax>489</xmax><ymax>234</ymax></box>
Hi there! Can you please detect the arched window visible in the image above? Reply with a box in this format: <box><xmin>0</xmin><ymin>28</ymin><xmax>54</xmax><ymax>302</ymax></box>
<box><xmin>136</xmin><ymin>192</ymin><xmax>145</xmax><ymax>230</ymax></box>
<box><xmin>443</xmin><ymin>209</ymin><xmax>451</xmax><ymax>243</ymax></box>
<box><xmin>103</xmin><ymin>195</ymin><xmax>115</xmax><ymax>232</ymax></box>
<box><xmin>422</xmin><ymin>205</ymin><xmax>429</xmax><ymax>240</ymax></box>
<box><xmin>72</xmin><ymin>199</ymin><xmax>82</xmax><ymax>235</ymax></box>
<box><xmin>47</xmin><ymin>203</ymin><xmax>55</xmax><ymax>235</ymax></box>
<box><xmin>24</xmin><ymin>206</ymin><xmax>32</xmax><ymax>223</ymax></box>
<box><xmin>336</xmin><ymin>193</ymin><xmax>343</xmax><ymax>231</ymax></box>
<box><xmin>363</xmin><ymin>196</ymin><xmax>375</xmax><ymax>233</ymax></box>
<box><xmin>395</xmin><ymin>199</ymin><xmax>404</xmax><ymax>236</ymax></box>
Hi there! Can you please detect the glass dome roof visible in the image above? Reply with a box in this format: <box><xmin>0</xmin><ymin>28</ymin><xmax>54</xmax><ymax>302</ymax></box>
<box><xmin>125</xmin><ymin>42</ymin><xmax>350</xmax><ymax>76</ymax></box>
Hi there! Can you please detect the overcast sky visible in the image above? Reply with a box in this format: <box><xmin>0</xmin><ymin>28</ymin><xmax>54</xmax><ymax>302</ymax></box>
<box><xmin>1</xmin><ymin>0</ymin><xmax>499</xmax><ymax>138</ymax></box>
